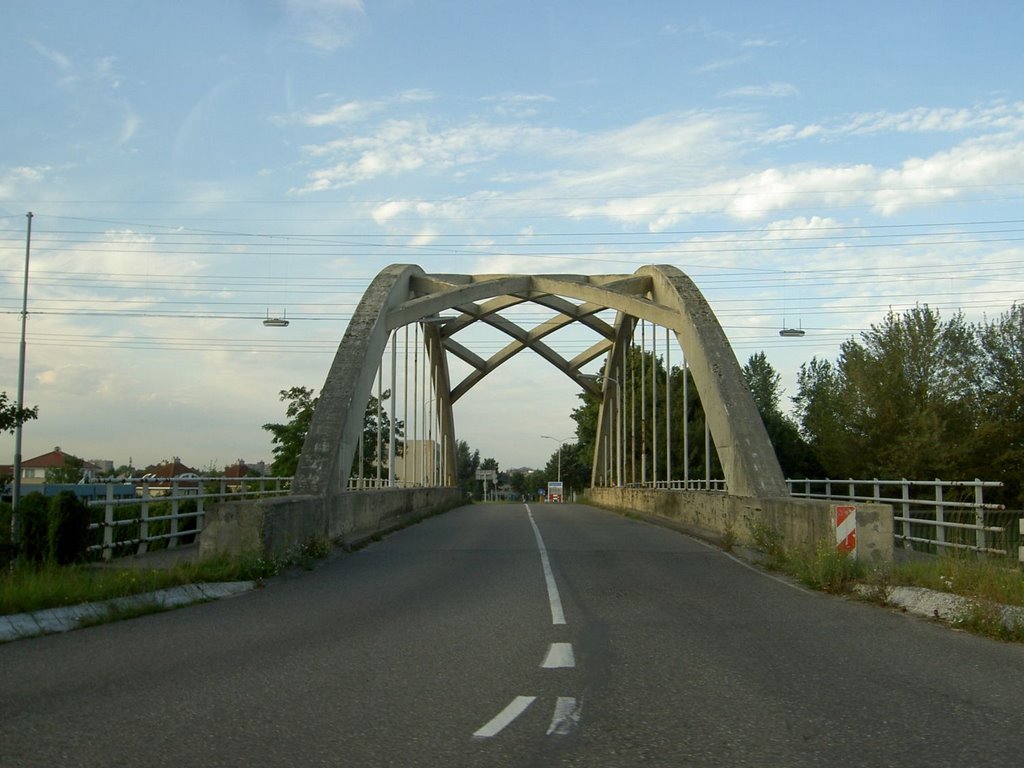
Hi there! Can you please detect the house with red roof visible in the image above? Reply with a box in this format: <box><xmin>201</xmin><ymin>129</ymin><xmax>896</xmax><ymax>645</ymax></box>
<box><xmin>20</xmin><ymin>447</ymin><xmax>100</xmax><ymax>485</ymax></box>
<box><xmin>141</xmin><ymin>457</ymin><xmax>201</xmax><ymax>495</ymax></box>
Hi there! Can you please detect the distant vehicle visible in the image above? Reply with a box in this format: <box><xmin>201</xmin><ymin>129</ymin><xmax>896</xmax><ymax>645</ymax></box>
<box><xmin>547</xmin><ymin>481</ymin><xmax>564</xmax><ymax>503</ymax></box>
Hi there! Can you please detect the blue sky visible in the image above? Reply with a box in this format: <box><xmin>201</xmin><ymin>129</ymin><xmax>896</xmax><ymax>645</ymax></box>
<box><xmin>2</xmin><ymin>0</ymin><xmax>1023</xmax><ymax>473</ymax></box>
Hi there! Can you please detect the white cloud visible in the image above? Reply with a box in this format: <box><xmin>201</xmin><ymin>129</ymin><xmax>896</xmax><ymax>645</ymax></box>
<box><xmin>0</xmin><ymin>165</ymin><xmax>50</xmax><ymax>197</ymax></box>
<box><xmin>763</xmin><ymin>101</ymin><xmax>1024</xmax><ymax>143</ymax></box>
<box><xmin>301</xmin><ymin>99</ymin><xmax>381</xmax><ymax>127</ymax></box>
<box><xmin>372</xmin><ymin>200</ymin><xmax>410</xmax><ymax>224</ymax></box>
<box><xmin>483</xmin><ymin>92</ymin><xmax>556</xmax><ymax>118</ymax></box>
<box><xmin>295</xmin><ymin>119</ymin><xmax>563</xmax><ymax>191</ymax></box>
<box><xmin>118</xmin><ymin>110</ymin><xmax>141</xmax><ymax>145</ymax></box>
<box><xmin>398</xmin><ymin>89</ymin><xmax>435</xmax><ymax>103</ymax></box>
<box><xmin>29</xmin><ymin>39</ymin><xmax>73</xmax><ymax>73</ymax></box>
<box><xmin>285</xmin><ymin>0</ymin><xmax>365</xmax><ymax>51</ymax></box>
<box><xmin>696</xmin><ymin>55</ymin><xmax>750</xmax><ymax>74</ymax></box>
<box><xmin>874</xmin><ymin>137</ymin><xmax>1024</xmax><ymax>215</ymax></box>
<box><xmin>720</xmin><ymin>82</ymin><xmax>799</xmax><ymax>99</ymax></box>
<box><xmin>409</xmin><ymin>227</ymin><xmax>438</xmax><ymax>248</ymax></box>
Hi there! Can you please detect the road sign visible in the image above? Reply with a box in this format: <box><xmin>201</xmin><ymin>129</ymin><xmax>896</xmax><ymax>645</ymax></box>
<box><xmin>834</xmin><ymin>505</ymin><xmax>857</xmax><ymax>558</ymax></box>
<box><xmin>476</xmin><ymin>469</ymin><xmax>496</xmax><ymax>481</ymax></box>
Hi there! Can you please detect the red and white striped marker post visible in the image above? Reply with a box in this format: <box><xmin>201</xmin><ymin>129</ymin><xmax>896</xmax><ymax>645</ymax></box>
<box><xmin>834</xmin><ymin>505</ymin><xmax>858</xmax><ymax>558</ymax></box>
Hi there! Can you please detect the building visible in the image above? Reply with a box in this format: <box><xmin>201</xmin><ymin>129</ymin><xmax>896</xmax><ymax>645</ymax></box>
<box><xmin>391</xmin><ymin>439</ymin><xmax>440</xmax><ymax>487</ymax></box>
<box><xmin>19</xmin><ymin>447</ymin><xmax>100</xmax><ymax>485</ymax></box>
<box><xmin>141</xmin><ymin>457</ymin><xmax>200</xmax><ymax>495</ymax></box>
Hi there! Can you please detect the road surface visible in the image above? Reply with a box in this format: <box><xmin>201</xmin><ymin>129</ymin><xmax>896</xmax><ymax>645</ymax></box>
<box><xmin>2</xmin><ymin>502</ymin><xmax>1022</xmax><ymax>767</ymax></box>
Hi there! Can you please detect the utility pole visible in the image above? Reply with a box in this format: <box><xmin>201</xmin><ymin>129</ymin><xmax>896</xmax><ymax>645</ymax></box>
<box><xmin>11</xmin><ymin>212</ymin><xmax>33</xmax><ymax>548</ymax></box>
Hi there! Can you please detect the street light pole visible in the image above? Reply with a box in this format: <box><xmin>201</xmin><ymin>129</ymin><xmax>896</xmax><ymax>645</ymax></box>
<box><xmin>540</xmin><ymin>434</ymin><xmax>571</xmax><ymax>483</ymax></box>
<box><xmin>11</xmin><ymin>212</ymin><xmax>32</xmax><ymax>546</ymax></box>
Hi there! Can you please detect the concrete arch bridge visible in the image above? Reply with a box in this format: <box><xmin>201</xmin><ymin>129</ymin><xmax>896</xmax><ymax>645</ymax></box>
<box><xmin>202</xmin><ymin>265</ymin><xmax>892</xmax><ymax>562</ymax></box>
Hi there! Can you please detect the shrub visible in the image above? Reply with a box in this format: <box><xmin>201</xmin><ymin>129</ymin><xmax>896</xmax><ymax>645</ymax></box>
<box><xmin>48</xmin><ymin>491</ymin><xmax>92</xmax><ymax>565</ymax></box>
<box><xmin>0</xmin><ymin>500</ymin><xmax>11</xmax><ymax>566</ymax></box>
<box><xmin>791</xmin><ymin>540</ymin><xmax>867</xmax><ymax>593</ymax></box>
<box><xmin>18</xmin><ymin>492</ymin><xmax>51</xmax><ymax>563</ymax></box>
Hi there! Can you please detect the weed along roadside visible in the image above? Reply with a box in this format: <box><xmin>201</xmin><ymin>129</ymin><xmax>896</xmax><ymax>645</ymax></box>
<box><xmin>597</xmin><ymin>497</ymin><xmax>1024</xmax><ymax>645</ymax></box>
<box><xmin>0</xmin><ymin>534</ymin><xmax>334</xmax><ymax>642</ymax></box>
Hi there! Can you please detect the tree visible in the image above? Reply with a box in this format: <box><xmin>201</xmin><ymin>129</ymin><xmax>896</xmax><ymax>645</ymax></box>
<box><xmin>454</xmin><ymin>439</ymin><xmax>480</xmax><ymax>498</ymax></box>
<box><xmin>568</xmin><ymin>348</ymin><xmax>725</xmax><ymax>487</ymax></box>
<box><xmin>263</xmin><ymin>386</ymin><xmax>318</xmax><ymax>477</ymax></box>
<box><xmin>45</xmin><ymin>455</ymin><xmax>85</xmax><ymax>484</ymax></box>
<box><xmin>352</xmin><ymin>390</ymin><xmax>404</xmax><ymax>481</ymax></box>
<box><xmin>742</xmin><ymin>352</ymin><xmax>822</xmax><ymax>479</ymax></box>
<box><xmin>0</xmin><ymin>391</ymin><xmax>37</xmax><ymax>434</ymax></box>
<box><xmin>543</xmin><ymin>441</ymin><xmax>589</xmax><ymax>498</ymax></box>
<box><xmin>743</xmin><ymin>351</ymin><xmax>782</xmax><ymax>415</ymax></box>
<box><xmin>264</xmin><ymin>386</ymin><xmax>405</xmax><ymax>481</ymax></box>
<box><xmin>973</xmin><ymin>304</ymin><xmax>1024</xmax><ymax>504</ymax></box>
<box><xmin>795</xmin><ymin>306</ymin><xmax>980</xmax><ymax>480</ymax></box>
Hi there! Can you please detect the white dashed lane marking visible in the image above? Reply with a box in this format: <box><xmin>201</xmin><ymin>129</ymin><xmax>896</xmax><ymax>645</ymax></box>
<box><xmin>547</xmin><ymin>697</ymin><xmax>582</xmax><ymax>736</ymax></box>
<box><xmin>541</xmin><ymin>642</ymin><xmax>576</xmax><ymax>669</ymax></box>
<box><xmin>526</xmin><ymin>504</ymin><xmax>566</xmax><ymax>625</ymax></box>
<box><xmin>473</xmin><ymin>696</ymin><xmax>536</xmax><ymax>739</ymax></box>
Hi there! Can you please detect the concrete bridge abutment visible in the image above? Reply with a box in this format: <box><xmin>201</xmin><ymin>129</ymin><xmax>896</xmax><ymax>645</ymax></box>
<box><xmin>585</xmin><ymin>487</ymin><xmax>894</xmax><ymax>563</ymax></box>
<box><xmin>199</xmin><ymin>487</ymin><xmax>464</xmax><ymax>560</ymax></box>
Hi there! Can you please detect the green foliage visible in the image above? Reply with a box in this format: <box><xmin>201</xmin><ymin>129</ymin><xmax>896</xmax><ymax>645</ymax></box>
<box><xmin>455</xmin><ymin>439</ymin><xmax>480</xmax><ymax>497</ymax></box>
<box><xmin>743</xmin><ymin>351</ymin><xmax>782</xmax><ymax>414</ymax></box>
<box><xmin>973</xmin><ymin>303</ymin><xmax>1024</xmax><ymax>504</ymax></box>
<box><xmin>510</xmin><ymin>468</ymin><xmax>547</xmax><ymax>500</ymax></box>
<box><xmin>889</xmin><ymin>554</ymin><xmax>1024</xmax><ymax>607</ymax></box>
<box><xmin>785</xmin><ymin>303</ymin><xmax>1024</xmax><ymax>504</ymax></box>
<box><xmin>47</xmin><ymin>491</ymin><xmax>92</xmax><ymax>565</ymax></box>
<box><xmin>746</xmin><ymin>516</ymin><xmax>785</xmax><ymax>563</ymax></box>
<box><xmin>0</xmin><ymin>390</ymin><xmax>38</xmax><ymax>433</ymax></box>
<box><xmin>719</xmin><ymin>522</ymin><xmax>737</xmax><ymax>553</ymax></box>
<box><xmin>351</xmin><ymin>389</ymin><xmax>404</xmax><ymax>480</ymax></box>
<box><xmin>263</xmin><ymin>386</ymin><xmax>405</xmax><ymax>481</ymax></box>
<box><xmin>742</xmin><ymin>352</ymin><xmax>822</xmax><ymax>478</ymax></box>
<box><xmin>18</xmin><ymin>492</ymin><xmax>50</xmax><ymax>563</ymax></box>
<box><xmin>45</xmin><ymin>455</ymin><xmax>86</xmax><ymax>484</ymax></box>
<box><xmin>0</xmin><ymin>555</ymin><xmax>278</xmax><ymax>615</ymax></box>
<box><xmin>746</xmin><ymin>517</ymin><xmax>866</xmax><ymax>594</ymax></box>
<box><xmin>542</xmin><ymin>441</ymin><xmax>589</xmax><ymax>497</ymax></box>
<box><xmin>951</xmin><ymin>602</ymin><xmax>1024</xmax><ymax>643</ymax></box>
<box><xmin>263</xmin><ymin>386</ymin><xmax>318</xmax><ymax>477</ymax></box>
<box><xmin>0</xmin><ymin>501</ymin><xmax>11</xmax><ymax>565</ymax></box>
<box><xmin>571</xmin><ymin>348</ymin><xmax>724</xmax><ymax>486</ymax></box>
<box><xmin>790</xmin><ymin>541</ymin><xmax>867</xmax><ymax>594</ymax></box>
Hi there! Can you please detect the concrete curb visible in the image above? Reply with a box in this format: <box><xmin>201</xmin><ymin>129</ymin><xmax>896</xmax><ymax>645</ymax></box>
<box><xmin>0</xmin><ymin>581</ymin><xmax>256</xmax><ymax>643</ymax></box>
<box><xmin>855</xmin><ymin>584</ymin><xmax>1024</xmax><ymax>631</ymax></box>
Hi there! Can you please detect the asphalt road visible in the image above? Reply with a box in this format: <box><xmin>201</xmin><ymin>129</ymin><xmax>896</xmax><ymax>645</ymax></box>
<box><xmin>2</xmin><ymin>502</ymin><xmax>1023</xmax><ymax>767</ymax></box>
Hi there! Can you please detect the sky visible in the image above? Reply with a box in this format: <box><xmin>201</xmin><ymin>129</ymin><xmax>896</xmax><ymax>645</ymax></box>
<box><xmin>2</xmin><ymin>0</ymin><xmax>1023</xmax><ymax>474</ymax></box>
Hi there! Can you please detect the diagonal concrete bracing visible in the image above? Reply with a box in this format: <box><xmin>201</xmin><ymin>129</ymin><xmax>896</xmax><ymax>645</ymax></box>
<box><xmin>294</xmin><ymin>264</ymin><xmax>786</xmax><ymax>502</ymax></box>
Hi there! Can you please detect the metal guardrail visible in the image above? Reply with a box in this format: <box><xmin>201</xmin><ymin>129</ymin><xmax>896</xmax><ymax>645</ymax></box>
<box><xmin>623</xmin><ymin>479</ymin><xmax>728</xmax><ymax>492</ymax></box>
<box><xmin>87</xmin><ymin>476</ymin><xmax>292</xmax><ymax>561</ymax></box>
<box><xmin>786</xmin><ymin>478</ymin><xmax>1020</xmax><ymax>559</ymax></box>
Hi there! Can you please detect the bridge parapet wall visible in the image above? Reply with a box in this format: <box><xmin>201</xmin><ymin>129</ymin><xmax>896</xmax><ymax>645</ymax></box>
<box><xmin>585</xmin><ymin>487</ymin><xmax>894</xmax><ymax>563</ymax></box>
<box><xmin>200</xmin><ymin>487</ymin><xmax>463</xmax><ymax>559</ymax></box>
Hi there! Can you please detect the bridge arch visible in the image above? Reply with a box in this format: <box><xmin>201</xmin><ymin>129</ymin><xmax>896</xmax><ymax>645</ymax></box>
<box><xmin>293</xmin><ymin>264</ymin><xmax>787</xmax><ymax>501</ymax></box>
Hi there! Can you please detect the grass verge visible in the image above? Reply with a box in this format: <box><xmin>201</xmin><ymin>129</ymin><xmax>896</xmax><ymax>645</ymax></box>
<box><xmin>746</xmin><ymin>518</ymin><xmax>1024</xmax><ymax>642</ymax></box>
<box><xmin>888</xmin><ymin>554</ymin><xmax>1024</xmax><ymax>608</ymax></box>
<box><xmin>1</xmin><ymin>549</ymin><xmax>296</xmax><ymax>616</ymax></box>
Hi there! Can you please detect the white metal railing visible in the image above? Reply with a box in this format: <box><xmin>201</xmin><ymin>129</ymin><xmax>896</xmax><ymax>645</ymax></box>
<box><xmin>786</xmin><ymin>478</ymin><xmax>1019</xmax><ymax>558</ymax></box>
<box><xmin>623</xmin><ymin>478</ymin><xmax>728</xmax><ymax>492</ymax></box>
<box><xmin>88</xmin><ymin>476</ymin><xmax>292</xmax><ymax>561</ymax></box>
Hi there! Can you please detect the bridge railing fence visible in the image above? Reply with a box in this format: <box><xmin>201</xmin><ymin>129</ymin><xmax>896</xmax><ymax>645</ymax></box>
<box><xmin>622</xmin><ymin>479</ymin><xmax>728</xmax><ymax>492</ymax></box>
<box><xmin>87</xmin><ymin>476</ymin><xmax>292</xmax><ymax>561</ymax></box>
<box><xmin>786</xmin><ymin>478</ymin><xmax>1020</xmax><ymax>559</ymax></box>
